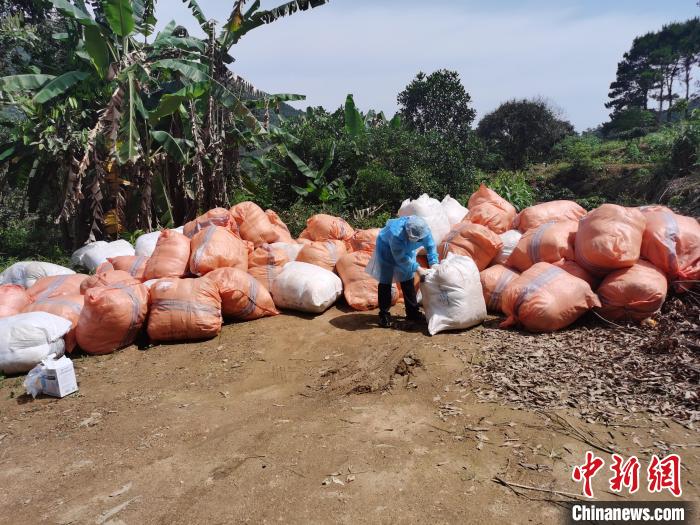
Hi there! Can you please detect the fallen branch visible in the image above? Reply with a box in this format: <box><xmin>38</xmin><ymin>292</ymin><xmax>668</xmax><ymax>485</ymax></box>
<box><xmin>492</xmin><ymin>476</ymin><xmax>586</xmax><ymax>501</ymax></box>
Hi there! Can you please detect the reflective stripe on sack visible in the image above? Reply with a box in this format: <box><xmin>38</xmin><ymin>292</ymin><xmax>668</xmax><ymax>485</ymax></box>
<box><xmin>489</xmin><ymin>271</ymin><xmax>517</xmax><ymax>311</ymax></box>
<box><xmin>661</xmin><ymin>211</ymin><xmax>680</xmax><ymax>275</ymax></box>
<box><xmin>263</xmin><ymin>244</ymin><xmax>276</xmax><ymax>290</ymax></box>
<box><xmin>151</xmin><ymin>299</ymin><xmax>220</xmax><ymax>317</ymax></box>
<box><xmin>239</xmin><ymin>278</ymin><xmax>259</xmax><ymax>319</ymax></box>
<box><xmin>118</xmin><ymin>285</ymin><xmax>143</xmax><ymax>348</ymax></box>
<box><xmin>129</xmin><ymin>255</ymin><xmax>146</xmax><ymax>277</ymax></box>
<box><xmin>527</xmin><ymin>222</ymin><xmax>554</xmax><ymax>264</ymax></box>
<box><xmin>326</xmin><ymin>241</ymin><xmax>338</xmax><ymax>266</ymax></box>
<box><xmin>191</xmin><ymin>226</ymin><xmax>217</xmax><ymax>274</ymax></box>
<box><xmin>37</xmin><ymin>274</ymin><xmax>70</xmax><ymax>300</ymax></box>
<box><xmin>512</xmin><ymin>266</ymin><xmax>564</xmax><ymax>317</ymax></box>
<box><xmin>34</xmin><ymin>297</ymin><xmax>83</xmax><ymax>315</ymax></box>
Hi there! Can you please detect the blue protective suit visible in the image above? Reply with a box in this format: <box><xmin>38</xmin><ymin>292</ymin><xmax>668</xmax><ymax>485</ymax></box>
<box><xmin>365</xmin><ymin>216</ymin><xmax>439</xmax><ymax>284</ymax></box>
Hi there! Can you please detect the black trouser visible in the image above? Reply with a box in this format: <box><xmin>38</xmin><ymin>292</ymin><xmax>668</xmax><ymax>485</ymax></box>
<box><xmin>378</xmin><ymin>280</ymin><xmax>419</xmax><ymax>318</ymax></box>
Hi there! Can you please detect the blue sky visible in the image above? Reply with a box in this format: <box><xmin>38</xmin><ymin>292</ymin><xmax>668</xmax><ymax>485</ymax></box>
<box><xmin>156</xmin><ymin>1</ymin><xmax>700</xmax><ymax>131</ymax></box>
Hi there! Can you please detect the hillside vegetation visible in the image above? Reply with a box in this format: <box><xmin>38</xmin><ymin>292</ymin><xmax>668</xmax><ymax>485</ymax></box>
<box><xmin>0</xmin><ymin>3</ymin><xmax>698</xmax><ymax>270</ymax></box>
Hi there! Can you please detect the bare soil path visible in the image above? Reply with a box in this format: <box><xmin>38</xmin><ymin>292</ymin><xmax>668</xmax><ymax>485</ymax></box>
<box><xmin>1</xmin><ymin>305</ymin><xmax>697</xmax><ymax>524</ymax></box>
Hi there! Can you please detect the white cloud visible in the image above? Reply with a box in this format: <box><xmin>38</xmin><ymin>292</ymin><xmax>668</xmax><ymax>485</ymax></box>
<box><xmin>158</xmin><ymin>1</ymin><xmax>694</xmax><ymax>130</ymax></box>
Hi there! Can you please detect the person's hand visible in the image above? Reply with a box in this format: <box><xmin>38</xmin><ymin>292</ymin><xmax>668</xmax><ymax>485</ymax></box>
<box><xmin>417</xmin><ymin>267</ymin><xmax>429</xmax><ymax>282</ymax></box>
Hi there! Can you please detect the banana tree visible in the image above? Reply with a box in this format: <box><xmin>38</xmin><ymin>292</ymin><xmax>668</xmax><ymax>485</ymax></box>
<box><xmin>0</xmin><ymin>0</ymin><xmax>331</xmax><ymax>246</ymax></box>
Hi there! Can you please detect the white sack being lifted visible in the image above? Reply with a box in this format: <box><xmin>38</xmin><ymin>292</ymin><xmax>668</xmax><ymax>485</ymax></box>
<box><xmin>271</xmin><ymin>261</ymin><xmax>343</xmax><ymax>314</ymax></box>
<box><xmin>495</xmin><ymin>229</ymin><xmax>523</xmax><ymax>265</ymax></box>
<box><xmin>441</xmin><ymin>195</ymin><xmax>469</xmax><ymax>226</ymax></box>
<box><xmin>0</xmin><ymin>261</ymin><xmax>75</xmax><ymax>288</ymax></box>
<box><xmin>420</xmin><ymin>253</ymin><xmax>486</xmax><ymax>336</ymax></box>
<box><xmin>398</xmin><ymin>194</ymin><xmax>451</xmax><ymax>245</ymax></box>
<box><xmin>81</xmin><ymin>239</ymin><xmax>135</xmax><ymax>271</ymax></box>
<box><xmin>0</xmin><ymin>312</ymin><xmax>72</xmax><ymax>374</ymax></box>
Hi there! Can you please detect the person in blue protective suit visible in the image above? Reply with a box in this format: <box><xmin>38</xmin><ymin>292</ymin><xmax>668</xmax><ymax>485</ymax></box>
<box><xmin>365</xmin><ymin>215</ymin><xmax>439</xmax><ymax>328</ymax></box>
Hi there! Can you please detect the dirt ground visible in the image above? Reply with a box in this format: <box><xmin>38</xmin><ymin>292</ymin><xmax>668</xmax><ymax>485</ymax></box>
<box><xmin>0</xmin><ymin>304</ymin><xmax>697</xmax><ymax>525</ymax></box>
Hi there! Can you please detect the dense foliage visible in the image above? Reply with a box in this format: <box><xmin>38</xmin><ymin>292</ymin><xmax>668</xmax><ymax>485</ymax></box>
<box><xmin>0</xmin><ymin>3</ymin><xmax>698</xmax><ymax>269</ymax></box>
<box><xmin>606</xmin><ymin>18</ymin><xmax>700</xmax><ymax>132</ymax></box>
<box><xmin>0</xmin><ymin>0</ymin><xmax>330</xmax><ymax>251</ymax></box>
<box><xmin>476</xmin><ymin>98</ymin><xmax>574</xmax><ymax>170</ymax></box>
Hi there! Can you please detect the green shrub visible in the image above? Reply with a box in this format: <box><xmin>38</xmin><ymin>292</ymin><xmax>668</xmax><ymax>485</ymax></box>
<box><xmin>554</xmin><ymin>136</ymin><xmax>603</xmax><ymax>176</ymax></box>
<box><xmin>352</xmin><ymin>166</ymin><xmax>402</xmax><ymax>209</ymax></box>
<box><xmin>669</xmin><ymin>122</ymin><xmax>700</xmax><ymax>174</ymax></box>
<box><xmin>575</xmin><ymin>195</ymin><xmax>606</xmax><ymax>210</ymax></box>
<box><xmin>473</xmin><ymin>170</ymin><xmax>534</xmax><ymax>211</ymax></box>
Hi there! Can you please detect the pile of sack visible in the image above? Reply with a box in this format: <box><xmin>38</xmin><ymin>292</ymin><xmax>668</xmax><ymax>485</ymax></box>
<box><xmin>1</xmin><ymin>189</ymin><xmax>698</xmax><ymax>375</ymax></box>
<box><xmin>465</xmin><ymin>188</ymin><xmax>699</xmax><ymax>333</ymax></box>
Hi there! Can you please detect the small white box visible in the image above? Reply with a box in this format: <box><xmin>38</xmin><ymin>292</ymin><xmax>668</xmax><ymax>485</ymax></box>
<box><xmin>40</xmin><ymin>355</ymin><xmax>78</xmax><ymax>398</ymax></box>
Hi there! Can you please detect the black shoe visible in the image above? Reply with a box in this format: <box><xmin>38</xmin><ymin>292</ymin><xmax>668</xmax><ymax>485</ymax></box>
<box><xmin>406</xmin><ymin>311</ymin><xmax>427</xmax><ymax>324</ymax></box>
<box><xmin>378</xmin><ymin>312</ymin><xmax>393</xmax><ymax>328</ymax></box>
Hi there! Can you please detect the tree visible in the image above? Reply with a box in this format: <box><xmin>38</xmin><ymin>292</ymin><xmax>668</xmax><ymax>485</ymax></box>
<box><xmin>606</xmin><ymin>18</ymin><xmax>700</xmax><ymax>121</ymax></box>
<box><xmin>476</xmin><ymin>98</ymin><xmax>574</xmax><ymax>169</ymax></box>
<box><xmin>0</xmin><ymin>0</ymin><xmax>331</xmax><ymax>246</ymax></box>
<box><xmin>397</xmin><ymin>69</ymin><xmax>476</xmax><ymax>145</ymax></box>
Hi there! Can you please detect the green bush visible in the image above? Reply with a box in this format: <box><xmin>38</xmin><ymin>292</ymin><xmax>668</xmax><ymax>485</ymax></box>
<box><xmin>474</xmin><ymin>170</ymin><xmax>534</xmax><ymax>211</ymax></box>
<box><xmin>669</xmin><ymin>122</ymin><xmax>700</xmax><ymax>174</ymax></box>
<box><xmin>352</xmin><ymin>166</ymin><xmax>402</xmax><ymax>209</ymax></box>
<box><xmin>554</xmin><ymin>136</ymin><xmax>604</xmax><ymax>176</ymax></box>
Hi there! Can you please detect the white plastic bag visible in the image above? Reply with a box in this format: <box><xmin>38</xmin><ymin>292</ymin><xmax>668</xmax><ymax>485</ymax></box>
<box><xmin>135</xmin><ymin>231</ymin><xmax>162</xmax><ymax>257</ymax></box>
<box><xmin>0</xmin><ymin>312</ymin><xmax>71</xmax><ymax>374</ymax></box>
<box><xmin>24</xmin><ymin>353</ymin><xmax>77</xmax><ymax>398</ymax></box>
<box><xmin>71</xmin><ymin>241</ymin><xmax>108</xmax><ymax>267</ymax></box>
<box><xmin>441</xmin><ymin>195</ymin><xmax>469</xmax><ymax>226</ymax></box>
<box><xmin>0</xmin><ymin>261</ymin><xmax>75</xmax><ymax>288</ymax></box>
<box><xmin>495</xmin><ymin>230</ymin><xmax>522</xmax><ymax>265</ymax></box>
<box><xmin>398</xmin><ymin>194</ymin><xmax>451</xmax><ymax>245</ymax></box>
<box><xmin>270</xmin><ymin>242</ymin><xmax>304</xmax><ymax>262</ymax></box>
<box><xmin>82</xmin><ymin>240</ymin><xmax>135</xmax><ymax>271</ymax></box>
<box><xmin>420</xmin><ymin>254</ymin><xmax>486</xmax><ymax>335</ymax></box>
<box><xmin>271</xmin><ymin>262</ymin><xmax>342</xmax><ymax>314</ymax></box>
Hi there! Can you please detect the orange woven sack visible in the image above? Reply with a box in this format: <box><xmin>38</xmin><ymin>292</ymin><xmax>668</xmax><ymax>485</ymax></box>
<box><xmin>182</xmin><ymin>207</ymin><xmax>232</xmax><ymax>238</ymax></box>
<box><xmin>143</xmin><ymin>229</ymin><xmax>191</xmax><ymax>280</ymax></box>
<box><xmin>229</xmin><ymin>201</ymin><xmax>286</xmax><ymax>246</ymax></box>
<box><xmin>147</xmin><ymin>277</ymin><xmax>222</xmax><ymax>341</ymax></box>
<box><xmin>247</xmin><ymin>244</ymin><xmax>290</xmax><ymax>292</ymax></box>
<box><xmin>189</xmin><ymin>226</ymin><xmax>248</xmax><ymax>276</ymax></box>
<box><xmin>466</xmin><ymin>184</ymin><xmax>517</xmax><ymax>234</ymax></box>
<box><xmin>265</xmin><ymin>209</ymin><xmax>295</xmax><ymax>244</ymax></box>
<box><xmin>553</xmin><ymin>260</ymin><xmax>600</xmax><ymax>289</ymax></box>
<box><xmin>80</xmin><ymin>270</ymin><xmax>140</xmax><ymax>294</ymax></box>
<box><xmin>24</xmin><ymin>295</ymin><xmax>84</xmax><ymax>352</ymax></box>
<box><xmin>500</xmin><ymin>262</ymin><xmax>600</xmax><ymax>332</ymax></box>
<box><xmin>437</xmin><ymin>222</ymin><xmax>503</xmax><ymax>271</ymax></box>
<box><xmin>640</xmin><ymin>206</ymin><xmax>700</xmax><ymax>292</ymax></box>
<box><xmin>296</xmin><ymin>240</ymin><xmax>347</xmax><ymax>272</ymax></box>
<box><xmin>298</xmin><ymin>214</ymin><xmax>355</xmax><ymax>248</ymax></box>
<box><xmin>107</xmin><ymin>255</ymin><xmax>149</xmax><ymax>280</ymax></box>
<box><xmin>27</xmin><ymin>274</ymin><xmax>88</xmax><ymax>301</ymax></box>
<box><xmin>0</xmin><ymin>285</ymin><xmax>32</xmax><ymax>317</ymax></box>
<box><xmin>350</xmin><ymin>228</ymin><xmax>381</xmax><ymax>253</ymax></box>
<box><xmin>507</xmin><ymin>220</ymin><xmax>578</xmax><ymax>271</ymax></box>
<box><xmin>480</xmin><ymin>265</ymin><xmax>519</xmax><ymax>313</ymax></box>
<box><xmin>596</xmin><ymin>261</ymin><xmax>668</xmax><ymax>322</ymax></box>
<box><xmin>336</xmin><ymin>251</ymin><xmax>399</xmax><ymax>311</ymax></box>
<box><xmin>575</xmin><ymin>204</ymin><xmax>645</xmax><ymax>275</ymax></box>
<box><xmin>205</xmin><ymin>268</ymin><xmax>278</xmax><ymax>320</ymax></box>
<box><xmin>514</xmin><ymin>200</ymin><xmax>587</xmax><ymax>232</ymax></box>
<box><xmin>76</xmin><ymin>283</ymin><xmax>148</xmax><ymax>355</ymax></box>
